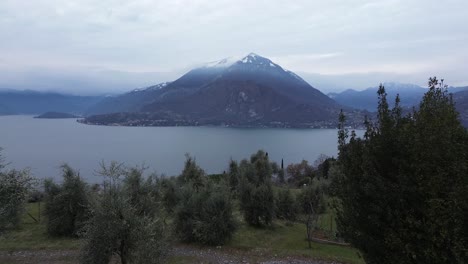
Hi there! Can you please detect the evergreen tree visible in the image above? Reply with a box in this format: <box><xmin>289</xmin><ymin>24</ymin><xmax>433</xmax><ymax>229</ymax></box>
<box><xmin>334</xmin><ymin>78</ymin><xmax>468</xmax><ymax>264</ymax></box>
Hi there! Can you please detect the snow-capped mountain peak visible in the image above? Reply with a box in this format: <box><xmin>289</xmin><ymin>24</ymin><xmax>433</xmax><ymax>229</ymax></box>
<box><xmin>239</xmin><ymin>53</ymin><xmax>278</xmax><ymax>67</ymax></box>
<box><xmin>131</xmin><ymin>82</ymin><xmax>170</xmax><ymax>93</ymax></box>
<box><xmin>203</xmin><ymin>56</ymin><xmax>240</xmax><ymax>68</ymax></box>
<box><xmin>203</xmin><ymin>53</ymin><xmax>283</xmax><ymax>69</ymax></box>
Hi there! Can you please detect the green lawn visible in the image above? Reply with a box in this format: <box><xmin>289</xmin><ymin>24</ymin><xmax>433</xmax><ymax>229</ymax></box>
<box><xmin>0</xmin><ymin>203</ymin><xmax>363</xmax><ymax>264</ymax></box>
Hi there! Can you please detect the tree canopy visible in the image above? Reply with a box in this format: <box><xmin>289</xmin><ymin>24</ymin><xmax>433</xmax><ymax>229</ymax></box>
<box><xmin>334</xmin><ymin>78</ymin><xmax>468</xmax><ymax>264</ymax></box>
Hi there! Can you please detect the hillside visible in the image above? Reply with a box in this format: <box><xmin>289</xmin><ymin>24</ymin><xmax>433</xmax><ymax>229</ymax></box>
<box><xmin>34</xmin><ymin>112</ymin><xmax>79</xmax><ymax>119</ymax></box>
<box><xmin>329</xmin><ymin>83</ymin><xmax>468</xmax><ymax>112</ymax></box>
<box><xmin>0</xmin><ymin>90</ymin><xmax>104</xmax><ymax>115</ymax></box>
<box><xmin>84</xmin><ymin>53</ymin><xmax>348</xmax><ymax>128</ymax></box>
<box><xmin>85</xmin><ymin>82</ymin><xmax>170</xmax><ymax>115</ymax></box>
<box><xmin>328</xmin><ymin>83</ymin><xmax>427</xmax><ymax>111</ymax></box>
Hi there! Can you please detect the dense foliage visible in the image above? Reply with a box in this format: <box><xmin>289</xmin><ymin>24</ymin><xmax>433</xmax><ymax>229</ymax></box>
<box><xmin>238</xmin><ymin>150</ymin><xmax>275</xmax><ymax>227</ymax></box>
<box><xmin>80</xmin><ymin>164</ymin><xmax>167</xmax><ymax>264</ymax></box>
<box><xmin>275</xmin><ymin>188</ymin><xmax>298</xmax><ymax>221</ymax></box>
<box><xmin>173</xmin><ymin>155</ymin><xmax>236</xmax><ymax>245</ymax></box>
<box><xmin>335</xmin><ymin>78</ymin><xmax>468</xmax><ymax>264</ymax></box>
<box><xmin>44</xmin><ymin>164</ymin><xmax>89</xmax><ymax>237</ymax></box>
<box><xmin>0</xmin><ymin>154</ymin><xmax>34</xmax><ymax>232</ymax></box>
<box><xmin>174</xmin><ymin>184</ymin><xmax>236</xmax><ymax>245</ymax></box>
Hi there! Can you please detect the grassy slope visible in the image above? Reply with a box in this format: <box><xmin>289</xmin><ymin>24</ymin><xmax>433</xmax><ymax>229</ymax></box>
<box><xmin>0</xmin><ymin>203</ymin><xmax>364</xmax><ymax>264</ymax></box>
<box><xmin>231</xmin><ymin>222</ymin><xmax>362</xmax><ymax>264</ymax></box>
<box><xmin>0</xmin><ymin>203</ymin><xmax>79</xmax><ymax>250</ymax></box>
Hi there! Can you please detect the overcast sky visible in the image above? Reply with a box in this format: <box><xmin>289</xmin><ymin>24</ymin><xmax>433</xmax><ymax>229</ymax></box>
<box><xmin>0</xmin><ymin>0</ymin><xmax>467</xmax><ymax>94</ymax></box>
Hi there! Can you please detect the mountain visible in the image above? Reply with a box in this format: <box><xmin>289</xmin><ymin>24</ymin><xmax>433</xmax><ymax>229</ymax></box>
<box><xmin>328</xmin><ymin>83</ymin><xmax>427</xmax><ymax>111</ymax></box>
<box><xmin>0</xmin><ymin>90</ymin><xmax>104</xmax><ymax>115</ymax></box>
<box><xmin>85</xmin><ymin>82</ymin><xmax>170</xmax><ymax>115</ymax></box>
<box><xmin>34</xmin><ymin>112</ymin><xmax>79</xmax><ymax>119</ymax></box>
<box><xmin>328</xmin><ymin>83</ymin><xmax>468</xmax><ymax>112</ymax></box>
<box><xmin>84</xmin><ymin>53</ymin><xmax>346</xmax><ymax>128</ymax></box>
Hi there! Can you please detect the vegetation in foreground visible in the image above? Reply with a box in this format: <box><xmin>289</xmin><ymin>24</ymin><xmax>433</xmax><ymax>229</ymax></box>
<box><xmin>335</xmin><ymin>78</ymin><xmax>468</xmax><ymax>264</ymax></box>
<box><xmin>1</xmin><ymin>77</ymin><xmax>467</xmax><ymax>263</ymax></box>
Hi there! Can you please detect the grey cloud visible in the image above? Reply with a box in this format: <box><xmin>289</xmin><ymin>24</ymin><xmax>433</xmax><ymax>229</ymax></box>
<box><xmin>0</xmin><ymin>0</ymin><xmax>467</xmax><ymax>93</ymax></box>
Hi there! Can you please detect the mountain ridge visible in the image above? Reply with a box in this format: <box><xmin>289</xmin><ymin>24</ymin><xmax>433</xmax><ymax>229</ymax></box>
<box><xmin>84</xmin><ymin>53</ymin><xmax>348</xmax><ymax>128</ymax></box>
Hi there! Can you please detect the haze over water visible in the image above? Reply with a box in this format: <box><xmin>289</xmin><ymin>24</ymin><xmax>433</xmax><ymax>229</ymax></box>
<box><xmin>0</xmin><ymin>116</ymin><xmax>364</xmax><ymax>183</ymax></box>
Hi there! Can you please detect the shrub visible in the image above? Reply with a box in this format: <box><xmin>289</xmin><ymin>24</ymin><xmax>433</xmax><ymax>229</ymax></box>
<box><xmin>0</xmin><ymin>168</ymin><xmax>34</xmax><ymax>232</ymax></box>
<box><xmin>239</xmin><ymin>181</ymin><xmax>275</xmax><ymax>227</ymax></box>
<box><xmin>275</xmin><ymin>188</ymin><xmax>298</xmax><ymax>221</ymax></box>
<box><xmin>80</xmin><ymin>163</ymin><xmax>168</xmax><ymax>264</ymax></box>
<box><xmin>174</xmin><ymin>184</ymin><xmax>236</xmax><ymax>245</ymax></box>
<box><xmin>44</xmin><ymin>164</ymin><xmax>89</xmax><ymax>237</ymax></box>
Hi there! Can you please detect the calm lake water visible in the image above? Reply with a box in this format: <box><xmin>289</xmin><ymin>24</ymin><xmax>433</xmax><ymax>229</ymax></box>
<box><xmin>0</xmin><ymin>115</ymin><xmax>360</xmax><ymax>183</ymax></box>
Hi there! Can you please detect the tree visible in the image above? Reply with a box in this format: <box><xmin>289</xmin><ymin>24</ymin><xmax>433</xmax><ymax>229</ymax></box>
<box><xmin>297</xmin><ymin>184</ymin><xmax>325</xmax><ymax>248</ymax></box>
<box><xmin>238</xmin><ymin>150</ymin><xmax>276</xmax><ymax>227</ymax></box>
<box><xmin>286</xmin><ymin>160</ymin><xmax>315</xmax><ymax>186</ymax></box>
<box><xmin>334</xmin><ymin>79</ymin><xmax>468</xmax><ymax>264</ymax></box>
<box><xmin>228</xmin><ymin>159</ymin><xmax>239</xmax><ymax>193</ymax></box>
<box><xmin>80</xmin><ymin>163</ymin><xmax>168</xmax><ymax>264</ymax></box>
<box><xmin>179</xmin><ymin>154</ymin><xmax>205</xmax><ymax>192</ymax></box>
<box><xmin>159</xmin><ymin>177</ymin><xmax>179</xmax><ymax>214</ymax></box>
<box><xmin>0</xmin><ymin>161</ymin><xmax>34</xmax><ymax>232</ymax></box>
<box><xmin>174</xmin><ymin>183</ymin><xmax>236</xmax><ymax>245</ymax></box>
<box><xmin>314</xmin><ymin>155</ymin><xmax>336</xmax><ymax>179</ymax></box>
<box><xmin>275</xmin><ymin>188</ymin><xmax>297</xmax><ymax>222</ymax></box>
<box><xmin>44</xmin><ymin>164</ymin><xmax>89</xmax><ymax>237</ymax></box>
<box><xmin>239</xmin><ymin>181</ymin><xmax>275</xmax><ymax>226</ymax></box>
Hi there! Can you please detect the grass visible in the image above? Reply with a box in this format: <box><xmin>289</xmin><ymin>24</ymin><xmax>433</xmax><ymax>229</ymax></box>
<box><xmin>0</xmin><ymin>203</ymin><xmax>363</xmax><ymax>264</ymax></box>
<box><xmin>0</xmin><ymin>203</ymin><xmax>79</xmax><ymax>250</ymax></box>
<box><xmin>230</xmin><ymin>221</ymin><xmax>363</xmax><ymax>264</ymax></box>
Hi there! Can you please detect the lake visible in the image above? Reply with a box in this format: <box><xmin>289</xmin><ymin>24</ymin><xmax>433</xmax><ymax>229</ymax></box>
<box><xmin>0</xmin><ymin>115</ymin><xmax>359</xmax><ymax>183</ymax></box>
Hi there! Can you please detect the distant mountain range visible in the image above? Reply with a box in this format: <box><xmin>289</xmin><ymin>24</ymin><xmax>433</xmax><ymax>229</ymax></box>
<box><xmin>2</xmin><ymin>54</ymin><xmax>468</xmax><ymax>128</ymax></box>
<box><xmin>328</xmin><ymin>83</ymin><xmax>468</xmax><ymax>111</ymax></box>
<box><xmin>84</xmin><ymin>53</ymin><xmax>348</xmax><ymax>128</ymax></box>
<box><xmin>0</xmin><ymin>89</ymin><xmax>104</xmax><ymax>115</ymax></box>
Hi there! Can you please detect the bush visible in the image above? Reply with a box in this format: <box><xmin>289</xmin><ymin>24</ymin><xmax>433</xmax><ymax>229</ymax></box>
<box><xmin>44</xmin><ymin>164</ymin><xmax>89</xmax><ymax>237</ymax></box>
<box><xmin>174</xmin><ymin>184</ymin><xmax>236</xmax><ymax>245</ymax></box>
<box><xmin>80</xmin><ymin>163</ymin><xmax>168</xmax><ymax>264</ymax></box>
<box><xmin>297</xmin><ymin>185</ymin><xmax>325</xmax><ymax>215</ymax></box>
<box><xmin>159</xmin><ymin>177</ymin><xmax>179</xmax><ymax>214</ymax></box>
<box><xmin>0</xmin><ymin>168</ymin><xmax>34</xmax><ymax>232</ymax></box>
<box><xmin>239</xmin><ymin>181</ymin><xmax>275</xmax><ymax>227</ymax></box>
<box><xmin>275</xmin><ymin>188</ymin><xmax>298</xmax><ymax>221</ymax></box>
<box><xmin>238</xmin><ymin>150</ymin><xmax>276</xmax><ymax>227</ymax></box>
<box><xmin>80</xmin><ymin>192</ymin><xmax>167</xmax><ymax>264</ymax></box>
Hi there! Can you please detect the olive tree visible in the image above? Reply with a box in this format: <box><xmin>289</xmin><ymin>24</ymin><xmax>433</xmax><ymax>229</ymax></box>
<box><xmin>238</xmin><ymin>150</ymin><xmax>275</xmax><ymax>227</ymax></box>
<box><xmin>0</xmin><ymin>167</ymin><xmax>34</xmax><ymax>232</ymax></box>
<box><xmin>44</xmin><ymin>164</ymin><xmax>89</xmax><ymax>237</ymax></box>
<box><xmin>80</xmin><ymin>162</ymin><xmax>168</xmax><ymax>264</ymax></box>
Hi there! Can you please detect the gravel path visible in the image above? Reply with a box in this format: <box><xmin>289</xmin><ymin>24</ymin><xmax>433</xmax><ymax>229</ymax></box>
<box><xmin>0</xmin><ymin>246</ymin><xmax>344</xmax><ymax>264</ymax></box>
